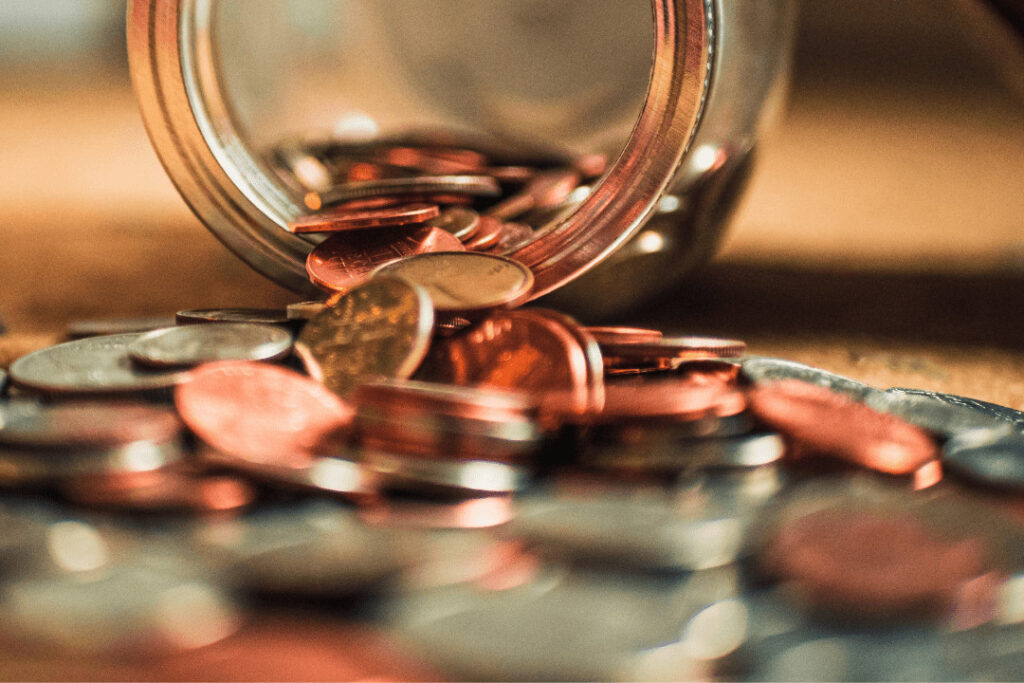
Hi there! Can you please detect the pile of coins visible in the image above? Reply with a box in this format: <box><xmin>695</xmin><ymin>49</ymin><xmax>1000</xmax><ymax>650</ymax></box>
<box><xmin>0</xmin><ymin>139</ymin><xmax>1022</xmax><ymax>679</ymax></box>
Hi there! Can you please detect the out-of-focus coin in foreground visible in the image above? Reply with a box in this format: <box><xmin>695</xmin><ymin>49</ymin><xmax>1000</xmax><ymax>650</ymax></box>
<box><xmin>65</xmin><ymin>315</ymin><xmax>178</xmax><ymax>339</ymax></box>
<box><xmin>287</xmin><ymin>202</ymin><xmax>440</xmax><ymax>234</ymax></box>
<box><xmin>306</xmin><ymin>225</ymin><xmax>464</xmax><ymax>293</ymax></box>
<box><xmin>0</xmin><ymin>400</ymin><xmax>181</xmax><ymax>449</ymax></box>
<box><xmin>127</xmin><ymin>323</ymin><xmax>293</xmax><ymax>368</ymax></box>
<box><xmin>175</xmin><ymin>361</ymin><xmax>354</xmax><ymax>466</ymax></box>
<box><xmin>0</xmin><ymin>438</ymin><xmax>184</xmax><ymax>486</ymax></box>
<box><xmin>175</xmin><ymin>308</ymin><xmax>290</xmax><ymax>326</ymax></box>
<box><xmin>372</xmin><ymin>252</ymin><xmax>534</xmax><ymax>315</ymax></box>
<box><xmin>9</xmin><ymin>334</ymin><xmax>189</xmax><ymax>397</ymax></box>
<box><xmin>421</xmin><ymin>308</ymin><xmax>603</xmax><ymax>416</ymax></box>
<box><xmin>741</xmin><ymin>356</ymin><xmax>880</xmax><ymax>401</ymax></box>
<box><xmin>296</xmin><ymin>278</ymin><xmax>434</xmax><ymax>398</ymax></box>
<box><xmin>748</xmin><ymin>380</ymin><xmax>938</xmax><ymax>476</ymax></box>
<box><xmin>62</xmin><ymin>470</ymin><xmax>256</xmax><ymax>515</ymax></box>
<box><xmin>944</xmin><ymin>427</ymin><xmax>1024</xmax><ymax>492</ymax></box>
<box><xmin>363</xmin><ymin>450</ymin><xmax>528</xmax><ymax>497</ymax></box>
<box><xmin>762</xmin><ymin>506</ymin><xmax>988</xmax><ymax>621</ymax></box>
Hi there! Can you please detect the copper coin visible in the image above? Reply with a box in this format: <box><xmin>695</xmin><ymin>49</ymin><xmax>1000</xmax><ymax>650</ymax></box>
<box><xmin>326</xmin><ymin>194</ymin><xmax>473</xmax><ymax>212</ymax></box>
<box><xmin>0</xmin><ymin>400</ymin><xmax>181</xmax><ymax>450</ymax></box>
<box><xmin>426</xmin><ymin>206</ymin><xmax>481</xmax><ymax>241</ymax></box>
<box><xmin>748</xmin><ymin>379</ymin><xmax>939</xmax><ymax>475</ymax></box>
<box><xmin>486</xmin><ymin>165</ymin><xmax>536</xmax><ymax>184</ymax></box>
<box><xmin>378</xmin><ymin>145</ymin><xmax>487</xmax><ymax>174</ymax></box>
<box><xmin>371</xmin><ymin>252</ymin><xmax>534</xmax><ymax>315</ymax></box>
<box><xmin>305</xmin><ymin>175</ymin><xmax>500</xmax><ymax>211</ymax></box>
<box><xmin>599</xmin><ymin>336</ymin><xmax>747</xmax><ymax>364</ymax></box>
<box><xmin>295</xmin><ymin>277</ymin><xmax>434</xmax><ymax>398</ymax></box>
<box><xmin>573</xmin><ymin>152</ymin><xmax>610</xmax><ymax>179</ymax></box>
<box><xmin>175</xmin><ymin>361</ymin><xmax>354</xmax><ymax>466</ymax></box>
<box><xmin>175</xmin><ymin>308</ymin><xmax>290</xmax><ymax>326</ymax></box>
<box><xmin>486</xmin><ymin>168</ymin><xmax>581</xmax><ymax>220</ymax></box>
<box><xmin>65</xmin><ymin>315</ymin><xmax>178</xmax><ymax>339</ymax></box>
<box><xmin>355</xmin><ymin>379</ymin><xmax>538</xmax><ymax>422</ymax></box>
<box><xmin>585</xmin><ymin>326</ymin><xmax>664</xmax><ymax>346</ymax></box>
<box><xmin>420</xmin><ymin>308</ymin><xmax>603</xmax><ymax>417</ymax></box>
<box><xmin>490</xmin><ymin>221</ymin><xmax>534</xmax><ymax>253</ymax></box>
<box><xmin>305</xmin><ymin>225</ymin><xmax>465</xmax><ymax>293</ymax></box>
<box><xmin>286</xmin><ymin>202</ymin><xmax>440</xmax><ymax>234</ymax></box>
<box><xmin>359</xmin><ymin>495</ymin><xmax>515</xmax><ymax>530</ymax></box>
<box><xmin>63</xmin><ymin>470</ymin><xmax>256</xmax><ymax>514</ymax></box>
<box><xmin>586</xmin><ymin>376</ymin><xmax>747</xmax><ymax>424</ymax></box>
<box><xmin>763</xmin><ymin>507</ymin><xmax>987</xmax><ymax>620</ymax></box>
<box><xmin>462</xmin><ymin>215</ymin><xmax>505</xmax><ymax>251</ymax></box>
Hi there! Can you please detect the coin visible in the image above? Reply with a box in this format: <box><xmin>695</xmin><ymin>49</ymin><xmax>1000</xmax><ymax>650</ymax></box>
<box><xmin>9</xmin><ymin>333</ymin><xmax>190</xmax><ymax>397</ymax></box>
<box><xmin>944</xmin><ymin>427</ymin><xmax>1024</xmax><ymax>492</ymax></box>
<box><xmin>175</xmin><ymin>361</ymin><xmax>354</xmax><ymax>466</ymax></box>
<box><xmin>888</xmin><ymin>387</ymin><xmax>1024</xmax><ymax>434</ymax></box>
<box><xmin>490</xmin><ymin>221</ymin><xmax>534</xmax><ymax>253</ymax></box>
<box><xmin>587</xmin><ymin>433</ymin><xmax>785</xmax><ymax>476</ymax></box>
<box><xmin>62</xmin><ymin>470</ymin><xmax>256</xmax><ymax>515</ymax></box>
<box><xmin>286</xmin><ymin>300</ymin><xmax>327</xmax><ymax>321</ymax></box>
<box><xmin>306</xmin><ymin>175</ymin><xmax>500</xmax><ymax>211</ymax></box>
<box><xmin>175</xmin><ymin>308</ymin><xmax>290</xmax><ymax>326</ymax></box>
<box><xmin>762</xmin><ymin>506</ymin><xmax>987</xmax><ymax>621</ymax></box>
<box><xmin>485</xmin><ymin>168</ymin><xmax>581</xmax><ymax>221</ymax></box>
<box><xmin>295</xmin><ymin>277</ymin><xmax>434</xmax><ymax>398</ymax></box>
<box><xmin>426</xmin><ymin>207</ymin><xmax>480</xmax><ymax>241</ymax></box>
<box><xmin>748</xmin><ymin>379</ymin><xmax>939</xmax><ymax>476</ymax></box>
<box><xmin>65</xmin><ymin>315</ymin><xmax>178</xmax><ymax>339</ymax></box>
<box><xmin>0</xmin><ymin>438</ymin><xmax>184</xmax><ymax>487</ymax></box>
<box><xmin>865</xmin><ymin>388</ymin><xmax>1004</xmax><ymax>438</ymax></box>
<box><xmin>359</xmin><ymin>495</ymin><xmax>515</xmax><ymax>530</ymax></box>
<box><xmin>0</xmin><ymin>400</ymin><xmax>181</xmax><ymax>450</ymax></box>
<box><xmin>363</xmin><ymin>450</ymin><xmax>528</xmax><ymax>496</ymax></box>
<box><xmin>586</xmin><ymin>376</ymin><xmax>747</xmax><ymax>424</ymax></box>
<box><xmin>287</xmin><ymin>202</ymin><xmax>440</xmax><ymax>234</ymax></box>
<box><xmin>462</xmin><ymin>215</ymin><xmax>505</xmax><ymax>252</ymax></box>
<box><xmin>421</xmin><ymin>309</ymin><xmax>603</xmax><ymax>417</ymax></box>
<box><xmin>127</xmin><ymin>323</ymin><xmax>293</xmax><ymax>368</ymax></box>
<box><xmin>600</xmin><ymin>336</ymin><xmax>747</xmax><ymax>366</ymax></box>
<box><xmin>305</xmin><ymin>225</ymin><xmax>465</xmax><ymax>293</ymax></box>
<box><xmin>741</xmin><ymin>356</ymin><xmax>880</xmax><ymax>401</ymax></box>
<box><xmin>372</xmin><ymin>252</ymin><xmax>534</xmax><ymax>315</ymax></box>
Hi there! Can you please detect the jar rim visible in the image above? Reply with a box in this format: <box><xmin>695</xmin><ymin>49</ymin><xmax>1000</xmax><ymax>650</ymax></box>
<box><xmin>128</xmin><ymin>0</ymin><xmax>712</xmax><ymax>297</ymax></box>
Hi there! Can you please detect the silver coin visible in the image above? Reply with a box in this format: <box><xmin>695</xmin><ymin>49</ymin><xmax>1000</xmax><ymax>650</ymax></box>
<box><xmin>0</xmin><ymin>439</ymin><xmax>184</xmax><ymax>486</ymax></box>
<box><xmin>309</xmin><ymin>174</ymin><xmax>500</xmax><ymax>210</ymax></box>
<box><xmin>427</xmin><ymin>207</ymin><xmax>480</xmax><ymax>241</ymax></box>
<box><xmin>359</xmin><ymin>496</ymin><xmax>516</xmax><ymax>530</ymax></box>
<box><xmin>363</xmin><ymin>451</ymin><xmax>527</xmax><ymax>496</ymax></box>
<box><xmin>127</xmin><ymin>323</ymin><xmax>293</xmax><ymax>368</ymax></box>
<box><xmin>174</xmin><ymin>308</ymin><xmax>290</xmax><ymax>326</ymax></box>
<box><xmin>889</xmin><ymin>387</ymin><xmax>1024</xmax><ymax>433</ymax></box>
<box><xmin>0</xmin><ymin>400</ymin><xmax>181</xmax><ymax>449</ymax></box>
<box><xmin>944</xmin><ymin>427</ymin><xmax>1024</xmax><ymax>491</ymax></box>
<box><xmin>65</xmin><ymin>315</ymin><xmax>178</xmax><ymax>339</ymax></box>
<box><xmin>511</xmin><ymin>488</ymin><xmax>750</xmax><ymax>571</ymax></box>
<box><xmin>865</xmin><ymin>389</ymin><xmax>1004</xmax><ymax>439</ymax></box>
<box><xmin>586</xmin><ymin>432</ymin><xmax>783</xmax><ymax>476</ymax></box>
<box><xmin>9</xmin><ymin>334</ymin><xmax>190</xmax><ymax>397</ymax></box>
<box><xmin>286</xmin><ymin>300</ymin><xmax>327</xmax><ymax>321</ymax></box>
<box><xmin>740</xmin><ymin>356</ymin><xmax>880</xmax><ymax>401</ymax></box>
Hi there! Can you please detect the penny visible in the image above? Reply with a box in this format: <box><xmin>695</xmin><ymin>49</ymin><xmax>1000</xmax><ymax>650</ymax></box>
<box><xmin>587</xmin><ymin>376</ymin><xmax>747</xmax><ymax>424</ymax></box>
<box><xmin>127</xmin><ymin>323</ymin><xmax>293</xmax><ymax>368</ymax></box>
<box><xmin>305</xmin><ymin>175</ymin><xmax>500</xmax><ymax>211</ymax></box>
<box><xmin>0</xmin><ymin>400</ymin><xmax>181</xmax><ymax>450</ymax></box>
<box><xmin>287</xmin><ymin>202</ymin><xmax>440</xmax><ymax>234</ymax></box>
<box><xmin>427</xmin><ymin>207</ymin><xmax>481</xmax><ymax>241</ymax></box>
<box><xmin>371</xmin><ymin>252</ymin><xmax>534</xmax><ymax>315</ymax></box>
<box><xmin>355</xmin><ymin>379</ymin><xmax>538</xmax><ymax>423</ymax></box>
<box><xmin>599</xmin><ymin>336</ymin><xmax>747</xmax><ymax>365</ymax></box>
<box><xmin>944</xmin><ymin>427</ymin><xmax>1024</xmax><ymax>492</ymax></box>
<box><xmin>584</xmin><ymin>326</ymin><xmax>664</xmax><ymax>346</ymax></box>
<box><xmin>490</xmin><ymin>221</ymin><xmax>534</xmax><ymax>253</ymax></box>
<box><xmin>420</xmin><ymin>309</ymin><xmax>603</xmax><ymax>417</ymax></box>
<box><xmin>9</xmin><ymin>333</ymin><xmax>189</xmax><ymax>397</ymax></box>
<box><xmin>175</xmin><ymin>361</ymin><xmax>354</xmax><ymax>466</ymax></box>
<box><xmin>175</xmin><ymin>308</ymin><xmax>290</xmax><ymax>326</ymax></box>
<box><xmin>287</xmin><ymin>300</ymin><xmax>328</xmax><ymax>321</ymax></box>
<box><xmin>462</xmin><ymin>215</ymin><xmax>505</xmax><ymax>252</ymax></box>
<box><xmin>62</xmin><ymin>471</ymin><xmax>256</xmax><ymax>514</ymax></box>
<box><xmin>359</xmin><ymin>495</ymin><xmax>515</xmax><ymax>530</ymax></box>
<box><xmin>573</xmin><ymin>153</ymin><xmax>609</xmax><ymax>179</ymax></box>
<box><xmin>748</xmin><ymin>379</ymin><xmax>939</xmax><ymax>475</ymax></box>
<box><xmin>486</xmin><ymin>165</ymin><xmax>536</xmax><ymax>184</ymax></box>
<box><xmin>65</xmin><ymin>315</ymin><xmax>178</xmax><ymax>339</ymax></box>
<box><xmin>363</xmin><ymin>450</ymin><xmax>528</xmax><ymax>497</ymax></box>
<box><xmin>741</xmin><ymin>356</ymin><xmax>880</xmax><ymax>402</ymax></box>
<box><xmin>295</xmin><ymin>277</ymin><xmax>434</xmax><ymax>398</ymax></box>
<box><xmin>486</xmin><ymin>169</ymin><xmax>581</xmax><ymax>221</ymax></box>
<box><xmin>379</xmin><ymin>145</ymin><xmax>487</xmax><ymax>175</ymax></box>
<box><xmin>762</xmin><ymin>507</ymin><xmax>987</xmax><ymax>620</ymax></box>
<box><xmin>306</xmin><ymin>225</ymin><xmax>465</xmax><ymax>293</ymax></box>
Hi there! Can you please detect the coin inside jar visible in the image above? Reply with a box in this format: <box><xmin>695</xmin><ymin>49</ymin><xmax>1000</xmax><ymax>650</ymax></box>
<box><xmin>426</xmin><ymin>207</ymin><xmax>481</xmax><ymax>242</ymax></box>
<box><xmin>371</xmin><ymin>252</ymin><xmax>534</xmax><ymax>315</ymax></box>
<box><xmin>287</xmin><ymin>202</ymin><xmax>440</xmax><ymax>234</ymax></box>
<box><xmin>295</xmin><ymin>277</ymin><xmax>435</xmax><ymax>398</ymax></box>
<box><xmin>127</xmin><ymin>323</ymin><xmax>293</xmax><ymax>368</ymax></box>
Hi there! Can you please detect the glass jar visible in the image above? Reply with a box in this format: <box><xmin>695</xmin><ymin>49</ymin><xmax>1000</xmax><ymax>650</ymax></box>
<box><xmin>127</xmin><ymin>0</ymin><xmax>796</xmax><ymax>318</ymax></box>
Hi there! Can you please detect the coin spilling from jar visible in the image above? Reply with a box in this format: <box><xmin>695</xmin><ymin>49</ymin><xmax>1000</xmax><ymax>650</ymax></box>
<box><xmin>2</xmin><ymin>140</ymin><xmax>1023</xmax><ymax>680</ymax></box>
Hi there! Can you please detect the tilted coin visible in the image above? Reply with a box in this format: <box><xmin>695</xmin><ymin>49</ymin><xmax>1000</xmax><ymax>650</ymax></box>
<box><xmin>865</xmin><ymin>388</ymin><xmax>1004</xmax><ymax>439</ymax></box>
<box><xmin>287</xmin><ymin>202</ymin><xmax>440</xmax><ymax>234</ymax></box>
<box><xmin>363</xmin><ymin>450</ymin><xmax>528</xmax><ymax>497</ymax></box>
<box><xmin>371</xmin><ymin>252</ymin><xmax>534</xmax><ymax>315</ymax></box>
<box><xmin>740</xmin><ymin>356</ymin><xmax>880</xmax><ymax>401</ymax></box>
<box><xmin>889</xmin><ymin>387</ymin><xmax>1024</xmax><ymax>434</ymax></box>
<box><xmin>286</xmin><ymin>300</ymin><xmax>327</xmax><ymax>321</ymax></box>
<box><xmin>0</xmin><ymin>400</ymin><xmax>181</xmax><ymax>450</ymax></box>
<box><xmin>485</xmin><ymin>168</ymin><xmax>581</xmax><ymax>221</ymax></box>
<box><xmin>296</xmin><ymin>277</ymin><xmax>435</xmax><ymax>398</ymax></box>
<box><xmin>305</xmin><ymin>225</ymin><xmax>465</xmax><ymax>293</ymax></box>
<box><xmin>175</xmin><ymin>361</ymin><xmax>354</xmax><ymax>466</ymax></box>
<box><xmin>490</xmin><ymin>221</ymin><xmax>534</xmax><ymax>254</ymax></box>
<box><xmin>9</xmin><ymin>334</ymin><xmax>189</xmax><ymax>397</ymax></box>
<box><xmin>305</xmin><ymin>174</ymin><xmax>500</xmax><ymax>211</ymax></box>
<box><xmin>127</xmin><ymin>323</ymin><xmax>293</xmax><ymax>368</ymax></box>
<box><xmin>461</xmin><ymin>215</ymin><xmax>504</xmax><ymax>252</ymax></box>
<box><xmin>65</xmin><ymin>315</ymin><xmax>178</xmax><ymax>339</ymax></box>
<box><xmin>426</xmin><ymin>207</ymin><xmax>481</xmax><ymax>241</ymax></box>
<box><xmin>944</xmin><ymin>427</ymin><xmax>1024</xmax><ymax>492</ymax></box>
<box><xmin>175</xmin><ymin>308</ymin><xmax>290</xmax><ymax>326</ymax></box>
<box><xmin>748</xmin><ymin>380</ymin><xmax>939</xmax><ymax>476</ymax></box>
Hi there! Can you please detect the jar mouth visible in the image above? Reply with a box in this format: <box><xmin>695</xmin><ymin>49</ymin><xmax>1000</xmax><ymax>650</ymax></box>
<box><xmin>129</xmin><ymin>0</ymin><xmax>712</xmax><ymax>298</ymax></box>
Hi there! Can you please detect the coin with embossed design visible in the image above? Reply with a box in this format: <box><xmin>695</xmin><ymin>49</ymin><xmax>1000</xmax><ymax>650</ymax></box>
<box><xmin>372</xmin><ymin>252</ymin><xmax>534</xmax><ymax>315</ymax></box>
<box><xmin>128</xmin><ymin>323</ymin><xmax>293</xmax><ymax>368</ymax></box>
<box><xmin>306</xmin><ymin>225</ymin><xmax>464</xmax><ymax>293</ymax></box>
<box><xmin>295</xmin><ymin>277</ymin><xmax>435</xmax><ymax>398</ymax></box>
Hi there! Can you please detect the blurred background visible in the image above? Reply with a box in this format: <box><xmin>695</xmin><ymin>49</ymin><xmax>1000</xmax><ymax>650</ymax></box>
<box><xmin>0</xmin><ymin>0</ymin><xmax>1022</xmax><ymax>400</ymax></box>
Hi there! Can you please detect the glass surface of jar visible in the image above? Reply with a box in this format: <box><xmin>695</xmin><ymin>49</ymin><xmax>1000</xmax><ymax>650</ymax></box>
<box><xmin>127</xmin><ymin>0</ymin><xmax>796</xmax><ymax>317</ymax></box>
